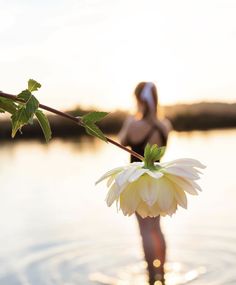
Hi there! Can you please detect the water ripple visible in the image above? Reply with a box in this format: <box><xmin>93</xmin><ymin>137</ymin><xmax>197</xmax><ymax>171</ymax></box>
<box><xmin>0</xmin><ymin>231</ymin><xmax>235</xmax><ymax>285</ymax></box>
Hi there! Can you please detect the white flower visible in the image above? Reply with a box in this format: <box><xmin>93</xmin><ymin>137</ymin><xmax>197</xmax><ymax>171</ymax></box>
<box><xmin>96</xmin><ymin>158</ymin><xmax>205</xmax><ymax>218</ymax></box>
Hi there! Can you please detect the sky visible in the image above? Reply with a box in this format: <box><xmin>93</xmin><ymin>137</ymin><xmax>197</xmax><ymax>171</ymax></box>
<box><xmin>1</xmin><ymin>0</ymin><xmax>236</xmax><ymax>111</ymax></box>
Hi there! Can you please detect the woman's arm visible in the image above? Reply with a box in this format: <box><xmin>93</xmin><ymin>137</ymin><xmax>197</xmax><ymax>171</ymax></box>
<box><xmin>162</xmin><ymin>118</ymin><xmax>173</xmax><ymax>136</ymax></box>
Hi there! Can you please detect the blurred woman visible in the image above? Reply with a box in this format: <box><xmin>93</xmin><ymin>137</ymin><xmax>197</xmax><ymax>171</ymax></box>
<box><xmin>119</xmin><ymin>82</ymin><xmax>172</xmax><ymax>285</ymax></box>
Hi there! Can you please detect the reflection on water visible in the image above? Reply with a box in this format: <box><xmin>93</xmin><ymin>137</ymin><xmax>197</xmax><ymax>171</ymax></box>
<box><xmin>0</xmin><ymin>129</ymin><xmax>236</xmax><ymax>285</ymax></box>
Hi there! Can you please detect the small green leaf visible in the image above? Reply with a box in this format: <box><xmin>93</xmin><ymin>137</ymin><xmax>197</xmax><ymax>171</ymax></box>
<box><xmin>10</xmin><ymin>88</ymin><xmax>40</xmax><ymax>138</ymax></box>
<box><xmin>0</xmin><ymin>97</ymin><xmax>18</xmax><ymax>114</ymax></box>
<box><xmin>84</xmin><ymin>122</ymin><xmax>107</xmax><ymax>142</ymax></box>
<box><xmin>17</xmin><ymin>90</ymin><xmax>39</xmax><ymax>119</ymax></box>
<box><xmin>28</xmin><ymin>79</ymin><xmax>41</xmax><ymax>92</ymax></box>
<box><xmin>28</xmin><ymin>117</ymin><xmax>34</xmax><ymax>125</ymax></box>
<box><xmin>17</xmin><ymin>89</ymin><xmax>31</xmax><ymax>101</ymax></box>
<box><xmin>11</xmin><ymin>107</ymin><xmax>29</xmax><ymax>137</ymax></box>
<box><xmin>25</xmin><ymin>95</ymin><xmax>39</xmax><ymax>117</ymax></box>
<box><xmin>81</xmin><ymin>112</ymin><xmax>108</xmax><ymax>142</ymax></box>
<box><xmin>82</xmin><ymin>111</ymin><xmax>108</xmax><ymax>124</ymax></box>
<box><xmin>35</xmin><ymin>110</ymin><xmax>52</xmax><ymax>142</ymax></box>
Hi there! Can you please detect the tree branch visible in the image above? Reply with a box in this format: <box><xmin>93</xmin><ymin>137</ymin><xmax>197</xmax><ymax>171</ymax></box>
<box><xmin>0</xmin><ymin>91</ymin><xmax>144</xmax><ymax>161</ymax></box>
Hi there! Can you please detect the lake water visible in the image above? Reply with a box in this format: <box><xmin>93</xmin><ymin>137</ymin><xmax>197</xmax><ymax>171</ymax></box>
<box><xmin>0</xmin><ymin>129</ymin><xmax>236</xmax><ymax>285</ymax></box>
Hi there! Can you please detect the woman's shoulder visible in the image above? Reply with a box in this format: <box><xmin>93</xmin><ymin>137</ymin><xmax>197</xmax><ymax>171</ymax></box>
<box><xmin>123</xmin><ymin>115</ymin><xmax>142</xmax><ymax>127</ymax></box>
<box><xmin>149</xmin><ymin>118</ymin><xmax>172</xmax><ymax>140</ymax></box>
<box><xmin>121</xmin><ymin>115</ymin><xmax>137</xmax><ymax>130</ymax></box>
<box><xmin>159</xmin><ymin>118</ymin><xmax>173</xmax><ymax>132</ymax></box>
<box><xmin>128</xmin><ymin>117</ymin><xmax>171</xmax><ymax>131</ymax></box>
<box><xmin>124</xmin><ymin>116</ymin><xmax>172</xmax><ymax>134</ymax></box>
<box><xmin>124</xmin><ymin>115</ymin><xmax>136</xmax><ymax>125</ymax></box>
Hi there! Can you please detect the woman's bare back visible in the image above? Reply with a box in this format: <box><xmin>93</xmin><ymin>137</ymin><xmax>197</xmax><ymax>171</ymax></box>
<box><xmin>125</xmin><ymin>117</ymin><xmax>171</xmax><ymax>147</ymax></box>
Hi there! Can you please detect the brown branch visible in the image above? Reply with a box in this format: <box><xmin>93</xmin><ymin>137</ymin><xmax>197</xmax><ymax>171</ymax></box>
<box><xmin>0</xmin><ymin>91</ymin><xmax>144</xmax><ymax>161</ymax></box>
<box><xmin>106</xmin><ymin>137</ymin><xmax>143</xmax><ymax>160</ymax></box>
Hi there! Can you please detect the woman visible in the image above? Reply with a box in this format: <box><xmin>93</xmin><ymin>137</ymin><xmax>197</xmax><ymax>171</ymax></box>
<box><xmin>119</xmin><ymin>82</ymin><xmax>172</xmax><ymax>285</ymax></box>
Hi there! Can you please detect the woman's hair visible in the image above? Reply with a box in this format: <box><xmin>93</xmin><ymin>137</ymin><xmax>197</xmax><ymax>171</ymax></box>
<box><xmin>134</xmin><ymin>82</ymin><xmax>158</xmax><ymax>118</ymax></box>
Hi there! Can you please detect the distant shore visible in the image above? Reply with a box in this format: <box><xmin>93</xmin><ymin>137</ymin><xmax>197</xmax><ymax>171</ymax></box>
<box><xmin>1</xmin><ymin>102</ymin><xmax>236</xmax><ymax>140</ymax></box>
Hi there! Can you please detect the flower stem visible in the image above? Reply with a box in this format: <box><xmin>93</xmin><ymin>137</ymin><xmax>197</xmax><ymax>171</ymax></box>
<box><xmin>0</xmin><ymin>91</ymin><xmax>144</xmax><ymax>161</ymax></box>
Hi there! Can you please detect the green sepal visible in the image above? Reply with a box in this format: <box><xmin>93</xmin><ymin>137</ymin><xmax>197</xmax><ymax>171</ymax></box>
<box><xmin>143</xmin><ymin>144</ymin><xmax>166</xmax><ymax>169</ymax></box>
<box><xmin>28</xmin><ymin>79</ymin><xmax>41</xmax><ymax>92</ymax></box>
<box><xmin>35</xmin><ymin>110</ymin><xmax>52</xmax><ymax>142</ymax></box>
<box><xmin>144</xmin><ymin>143</ymin><xmax>151</xmax><ymax>159</ymax></box>
<box><xmin>155</xmin><ymin>146</ymin><xmax>166</xmax><ymax>161</ymax></box>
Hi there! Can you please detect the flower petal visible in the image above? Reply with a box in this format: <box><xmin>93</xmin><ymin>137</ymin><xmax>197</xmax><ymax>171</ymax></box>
<box><xmin>96</xmin><ymin>167</ymin><xmax>123</xmax><ymax>185</ymax></box>
<box><xmin>156</xmin><ymin>178</ymin><xmax>174</xmax><ymax>212</ymax></box>
<box><xmin>150</xmin><ymin>202</ymin><xmax>161</xmax><ymax>217</ymax></box>
<box><xmin>128</xmin><ymin>168</ymin><xmax>148</xmax><ymax>183</ymax></box>
<box><xmin>164</xmin><ymin>166</ymin><xmax>200</xmax><ymax>180</ymax></box>
<box><xmin>138</xmin><ymin>176</ymin><xmax>158</xmax><ymax>206</ymax></box>
<box><xmin>190</xmin><ymin>180</ymin><xmax>203</xmax><ymax>192</ymax></box>
<box><xmin>136</xmin><ymin>201</ymin><xmax>152</xmax><ymax>218</ymax></box>
<box><xmin>159</xmin><ymin>201</ymin><xmax>177</xmax><ymax>217</ymax></box>
<box><xmin>106</xmin><ymin>175</ymin><xmax>116</xmax><ymax>187</ymax></box>
<box><xmin>106</xmin><ymin>182</ymin><xmax>128</xmax><ymax>206</ymax></box>
<box><xmin>163</xmin><ymin>158</ymin><xmax>206</xmax><ymax>169</ymax></box>
<box><xmin>130</xmin><ymin>162</ymin><xmax>144</xmax><ymax>167</ymax></box>
<box><xmin>166</xmin><ymin>174</ymin><xmax>198</xmax><ymax>195</ymax></box>
<box><xmin>106</xmin><ymin>183</ymin><xmax>119</xmax><ymax>207</ymax></box>
<box><xmin>120</xmin><ymin>182</ymin><xmax>141</xmax><ymax>216</ymax></box>
<box><xmin>167</xmin><ymin>201</ymin><xmax>178</xmax><ymax>216</ymax></box>
<box><xmin>173</xmin><ymin>187</ymin><xmax>187</xmax><ymax>209</ymax></box>
<box><xmin>146</xmin><ymin>170</ymin><xmax>164</xmax><ymax>179</ymax></box>
<box><xmin>116</xmin><ymin>165</ymin><xmax>139</xmax><ymax>186</ymax></box>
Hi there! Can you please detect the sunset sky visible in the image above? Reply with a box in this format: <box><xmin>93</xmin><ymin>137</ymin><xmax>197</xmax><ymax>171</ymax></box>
<box><xmin>1</xmin><ymin>0</ymin><xmax>236</xmax><ymax>111</ymax></box>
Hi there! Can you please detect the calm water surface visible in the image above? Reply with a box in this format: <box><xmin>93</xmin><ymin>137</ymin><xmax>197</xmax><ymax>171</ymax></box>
<box><xmin>0</xmin><ymin>129</ymin><xmax>236</xmax><ymax>285</ymax></box>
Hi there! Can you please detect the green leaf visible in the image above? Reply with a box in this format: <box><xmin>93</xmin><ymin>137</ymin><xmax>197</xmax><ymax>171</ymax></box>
<box><xmin>28</xmin><ymin>117</ymin><xmax>34</xmax><ymax>125</ymax></box>
<box><xmin>35</xmin><ymin>110</ymin><xmax>52</xmax><ymax>142</ymax></box>
<box><xmin>81</xmin><ymin>112</ymin><xmax>108</xmax><ymax>142</ymax></box>
<box><xmin>18</xmin><ymin>90</ymin><xmax>39</xmax><ymax>119</ymax></box>
<box><xmin>26</xmin><ymin>95</ymin><xmax>39</xmax><ymax>117</ymax></box>
<box><xmin>17</xmin><ymin>89</ymin><xmax>31</xmax><ymax>101</ymax></box>
<box><xmin>84</xmin><ymin>122</ymin><xmax>107</xmax><ymax>142</ymax></box>
<box><xmin>10</xmin><ymin>89</ymin><xmax>40</xmax><ymax>138</ymax></box>
<box><xmin>82</xmin><ymin>111</ymin><xmax>108</xmax><ymax>124</ymax></box>
<box><xmin>11</xmin><ymin>106</ymin><xmax>30</xmax><ymax>137</ymax></box>
<box><xmin>28</xmin><ymin>79</ymin><xmax>41</xmax><ymax>92</ymax></box>
<box><xmin>0</xmin><ymin>97</ymin><xmax>18</xmax><ymax>114</ymax></box>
